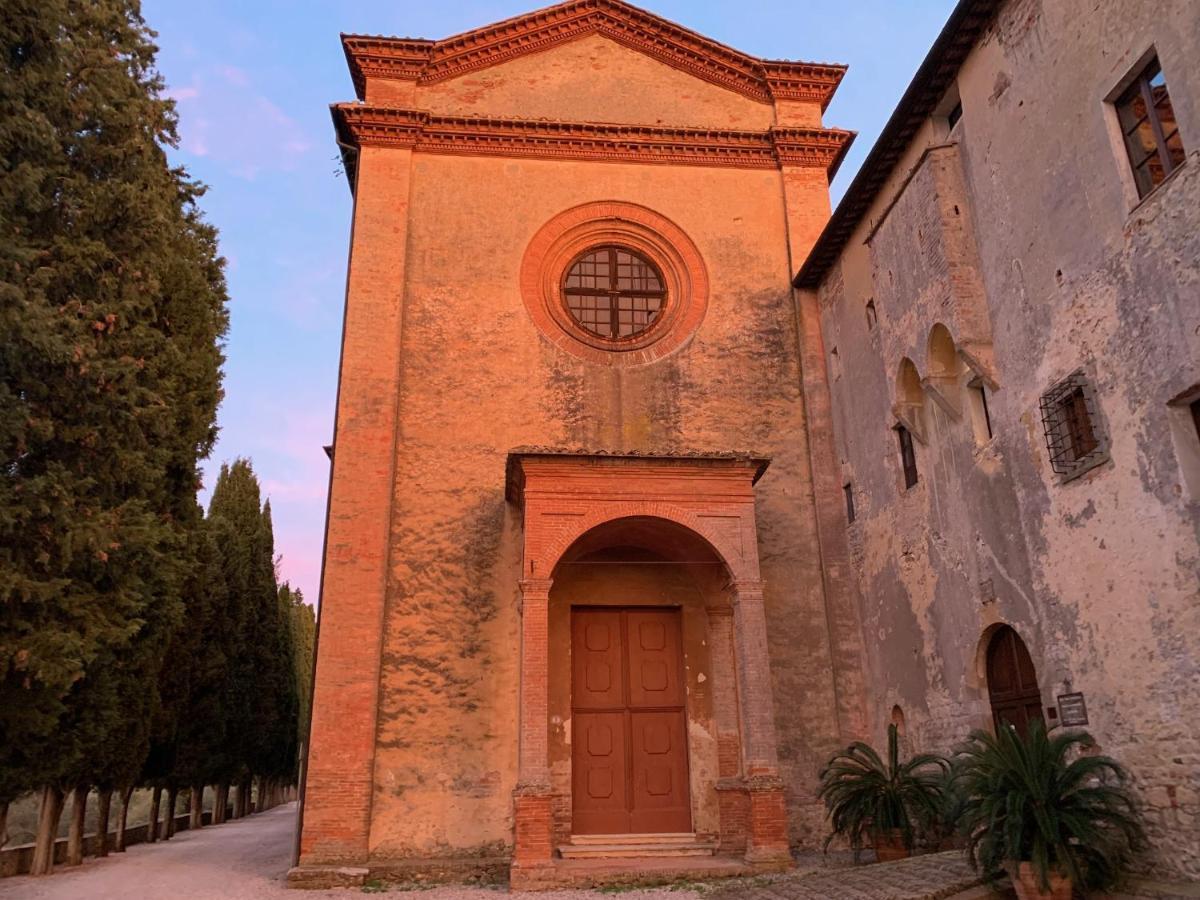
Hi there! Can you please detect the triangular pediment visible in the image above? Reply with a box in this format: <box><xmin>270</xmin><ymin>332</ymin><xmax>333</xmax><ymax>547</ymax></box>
<box><xmin>417</xmin><ymin>33</ymin><xmax>774</xmax><ymax>129</ymax></box>
<box><xmin>342</xmin><ymin>0</ymin><xmax>844</xmax><ymax>108</ymax></box>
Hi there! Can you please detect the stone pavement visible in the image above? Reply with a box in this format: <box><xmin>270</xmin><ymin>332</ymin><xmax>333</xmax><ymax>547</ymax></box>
<box><xmin>705</xmin><ymin>852</ymin><xmax>986</xmax><ymax>900</ymax></box>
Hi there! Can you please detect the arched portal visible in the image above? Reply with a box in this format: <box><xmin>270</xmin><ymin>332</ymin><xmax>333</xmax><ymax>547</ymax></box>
<box><xmin>551</xmin><ymin>518</ymin><xmax>727</xmax><ymax>838</ymax></box>
<box><xmin>505</xmin><ymin>451</ymin><xmax>791</xmax><ymax>876</ymax></box>
<box><xmin>985</xmin><ymin>625</ymin><xmax>1045</xmax><ymax>737</ymax></box>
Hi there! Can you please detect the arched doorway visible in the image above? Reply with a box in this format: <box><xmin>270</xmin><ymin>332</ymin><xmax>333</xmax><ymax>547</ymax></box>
<box><xmin>985</xmin><ymin>626</ymin><xmax>1045</xmax><ymax>737</ymax></box>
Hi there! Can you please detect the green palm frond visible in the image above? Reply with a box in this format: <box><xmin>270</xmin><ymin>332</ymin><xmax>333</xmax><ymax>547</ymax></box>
<box><xmin>817</xmin><ymin>724</ymin><xmax>949</xmax><ymax>856</ymax></box>
<box><xmin>952</xmin><ymin>722</ymin><xmax>1146</xmax><ymax>891</ymax></box>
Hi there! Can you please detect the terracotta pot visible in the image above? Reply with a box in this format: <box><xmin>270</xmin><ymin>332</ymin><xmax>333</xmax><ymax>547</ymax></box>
<box><xmin>873</xmin><ymin>828</ymin><xmax>909</xmax><ymax>862</ymax></box>
<box><xmin>1007</xmin><ymin>861</ymin><xmax>1072</xmax><ymax>900</ymax></box>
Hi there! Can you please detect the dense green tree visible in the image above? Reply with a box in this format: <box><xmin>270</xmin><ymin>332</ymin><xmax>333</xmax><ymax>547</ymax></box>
<box><xmin>0</xmin><ymin>0</ymin><xmax>227</xmax><ymax>867</ymax></box>
<box><xmin>286</xmin><ymin>586</ymin><xmax>317</xmax><ymax>753</ymax></box>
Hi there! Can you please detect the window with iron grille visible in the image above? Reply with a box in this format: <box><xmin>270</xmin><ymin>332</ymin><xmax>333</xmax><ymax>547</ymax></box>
<box><xmin>1039</xmin><ymin>372</ymin><xmax>1108</xmax><ymax>479</ymax></box>
<box><xmin>896</xmin><ymin>424</ymin><xmax>918</xmax><ymax>490</ymax></box>
<box><xmin>562</xmin><ymin>246</ymin><xmax>666</xmax><ymax>342</ymax></box>
<box><xmin>1115</xmin><ymin>56</ymin><xmax>1185</xmax><ymax>199</ymax></box>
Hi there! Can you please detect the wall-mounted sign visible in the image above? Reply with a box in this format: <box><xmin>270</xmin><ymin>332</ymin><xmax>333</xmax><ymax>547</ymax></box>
<box><xmin>1056</xmin><ymin>692</ymin><xmax>1089</xmax><ymax>726</ymax></box>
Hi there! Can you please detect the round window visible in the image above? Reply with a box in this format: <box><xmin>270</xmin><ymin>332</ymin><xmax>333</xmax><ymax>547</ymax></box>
<box><xmin>561</xmin><ymin>246</ymin><xmax>666</xmax><ymax>342</ymax></box>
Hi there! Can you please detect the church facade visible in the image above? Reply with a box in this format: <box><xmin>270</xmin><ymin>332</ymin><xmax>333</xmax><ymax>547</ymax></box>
<box><xmin>295</xmin><ymin>0</ymin><xmax>1200</xmax><ymax>891</ymax></box>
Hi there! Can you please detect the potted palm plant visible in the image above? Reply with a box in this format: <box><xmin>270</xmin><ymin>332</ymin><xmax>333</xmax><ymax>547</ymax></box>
<box><xmin>818</xmin><ymin>723</ymin><xmax>948</xmax><ymax>862</ymax></box>
<box><xmin>953</xmin><ymin>722</ymin><xmax>1146</xmax><ymax>899</ymax></box>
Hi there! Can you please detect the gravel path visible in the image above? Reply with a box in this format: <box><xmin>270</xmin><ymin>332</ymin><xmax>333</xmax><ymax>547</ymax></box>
<box><xmin>0</xmin><ymin>803</ymin><xmax>699</xmax><ymax>900</ymax></box>
<box><xmin>0</xmin><ymin>804</ymin><xmax>994</xmax><ymax>900</ymax></box>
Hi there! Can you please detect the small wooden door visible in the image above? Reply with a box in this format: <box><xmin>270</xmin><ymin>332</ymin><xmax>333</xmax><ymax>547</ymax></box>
<box><xmin>986</xmin><ymin>626</ymin><xmax>1045</xmax><ymax>737</ymax></box>
<box><xmin>571</xmin><ymin>607</ymin><xmax>691</xmax><ymax>834</ymax></box>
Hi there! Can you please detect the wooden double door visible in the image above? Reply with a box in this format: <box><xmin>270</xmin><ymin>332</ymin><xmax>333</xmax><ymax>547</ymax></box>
<box><xmin>987</xmin><ymin>625</ymin><xmax>1045</xmax><ymax>737</ymax></box>
<box><xmin>571</xmin><ymin>607</ymin><xmax>692</xmax><ymax>834</ymax></box>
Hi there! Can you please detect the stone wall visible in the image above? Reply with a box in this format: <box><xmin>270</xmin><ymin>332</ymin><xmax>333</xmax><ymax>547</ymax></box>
<box><xmin>814</xmin><ymin>0</ymin><xmax>1200</xmax><ymax>881</ymax></box>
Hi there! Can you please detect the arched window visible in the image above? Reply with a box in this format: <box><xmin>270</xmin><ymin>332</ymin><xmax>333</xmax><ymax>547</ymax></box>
<box><xmin>986</xmin><ymin>626</ymin><xmax>1045</xmax><ymax>737</ymax></box>
<box><xmin>927</xmin><ymin>324</ymin><xmax>959</xmax><ymax>380</ymax></box>
<box><xmin>562</xmin><ymin>246</ymin><xmax>666</xmax><ymax>341</ymax></box>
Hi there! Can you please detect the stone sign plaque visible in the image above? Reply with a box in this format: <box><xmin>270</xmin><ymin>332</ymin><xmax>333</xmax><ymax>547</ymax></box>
<box><xmin>1056</xmin><ymin>692</ymin><xmax>1088</xmax><ymax>726</ymax></box>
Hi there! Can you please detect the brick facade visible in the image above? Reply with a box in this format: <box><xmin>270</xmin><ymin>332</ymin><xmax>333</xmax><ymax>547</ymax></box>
<box><xmin>299</xmin><ymin>0</ymin><xmax>864</xmax><ymax>888</ymax></box>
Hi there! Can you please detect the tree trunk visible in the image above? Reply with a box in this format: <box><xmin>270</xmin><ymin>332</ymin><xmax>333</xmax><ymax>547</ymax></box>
<box><xmin>165</xmin><ymin>786</ymin><xmax>179</xmax><ymax>838</ymax></box>
<box><xmin>115</xmin><ymin>785</ymin><xmax>134</xmax><ymax>852</ymax></box>
<box><xmin>96</xmin><ymin>789</ymin><xmax>112</xmax><ymax>857</ymax></box>
<box><xmin>189</xmin><ymin>785</ymin><xmax>203</xmax><ymax>829</ymax></box>
<box><xmin>216</xmin><ymin>783</ymin><xmax>229</xmax><ymax>824</ymax></box>
<box><xmin>31</xmin><ymin>785</ymin><xmax>65</xmax><ymax>875</ymax></box>
<box><xmin>148</xmin><ymin>785</ymin><xmax>162</xmax><ymax>842</ymax></box>
<box><xmin>66</xmin><ymin>785</ymin><xmax>88</xmax><ymax>866</ymax></box>
<box><xmin>0</xmin><ymin>799</ymin><xmax>8</xmax><ymax>851</ymax></box>
<box><xmin>242</xmin><ymin>777</ymin><xmax>253</xmax><ymax>815</ymax></box>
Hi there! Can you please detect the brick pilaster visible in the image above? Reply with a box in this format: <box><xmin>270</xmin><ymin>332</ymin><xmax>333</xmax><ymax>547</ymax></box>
<box><xmin>299</xmin><ymin>144</ymin><xmax>414</xmax><ymax>865</ymax></box>
<box><xmin>730</xmin><ymin>580</ymin><xmax>782</xmax><ymax>774</ymax></box>
<box><xmin>513</xmin><ymin>578</ymin><xmax>554</xmax><ymax>871</ymax></box>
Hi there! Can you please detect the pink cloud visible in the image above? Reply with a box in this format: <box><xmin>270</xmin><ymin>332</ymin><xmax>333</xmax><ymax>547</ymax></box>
<box><xmin>166</xmin><ymin>66</ymin><xmax>313</xmax><ymax>179</ymax></box>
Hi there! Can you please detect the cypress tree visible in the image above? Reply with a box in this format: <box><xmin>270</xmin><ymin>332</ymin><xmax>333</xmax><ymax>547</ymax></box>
<box><xmin>286</xmin><ymin>586</ymin><xmax>316</xmax><ymax>754</ymax></box>
<box><xmin>0</xmin><ymin>0</ymin><xmax>227</xmax><ymax>869</ymax></box>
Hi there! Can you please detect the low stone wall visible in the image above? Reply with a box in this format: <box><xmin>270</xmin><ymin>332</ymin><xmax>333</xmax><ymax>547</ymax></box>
<box><xmin>0</xmin><ymin>808</ymin><xmax>222</xmax><ymax>878</ymax></box>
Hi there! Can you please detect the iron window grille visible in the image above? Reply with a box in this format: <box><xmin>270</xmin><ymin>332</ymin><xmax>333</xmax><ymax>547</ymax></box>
<box><xmin>1039</xmin><ymin>372</ymin><xmax>1108</xmax><ymax>479</ymax></box>
<box><xmin>1115</xmin><ymin>57</ymin><xmax>1185</xmax><ymax>198</ymax></box>
<box><xmin>562</xmin><ymin>246</ymin><xmax>666</xmax><ymax>342</ymax></box>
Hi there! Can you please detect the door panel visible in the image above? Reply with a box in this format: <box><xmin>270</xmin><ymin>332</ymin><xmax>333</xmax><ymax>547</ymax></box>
<box><xmin>572</xmin><ymin>711</ymin><xmax>629</xmax><ymax>834</ymax></box>
<box><xmin>572</xmin><ymin>610</ymin><xmax>624</xmax><ymax>710</ymax></box>
<box><xmin>629</xmin><ymin>710</ymin><xmax>691</xmax><ymax>832</ymax></box>
<box><xmin>626</xmin><ymin>609</ymin><xmax>685</xmax><ymax>708</ymax></box>
<box><xmin>571</xmin><ymin>607</ymin><xmax>691</xmax><ymax>835</ymax></box>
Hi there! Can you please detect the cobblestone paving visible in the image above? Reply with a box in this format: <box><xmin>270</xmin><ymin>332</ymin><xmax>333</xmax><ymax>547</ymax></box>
<box><xmin>706</xmin><ymin>852</ymin><xmax>984</xmax><ymax>900</ymax></box>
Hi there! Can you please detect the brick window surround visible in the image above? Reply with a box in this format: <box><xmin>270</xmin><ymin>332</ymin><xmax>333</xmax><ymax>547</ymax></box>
<box><xmin>520</xmin><ymin>202</ymin><xmax>709</xmax><ymax>367</ymax></box>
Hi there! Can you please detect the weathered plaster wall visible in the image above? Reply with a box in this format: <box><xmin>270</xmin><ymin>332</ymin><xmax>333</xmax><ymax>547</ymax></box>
<box><xmin>366</xmin><ymin>146</ymin><xmax>842</xmax><ymax>857</ymax></box>
<box><xmin>818</xmin><ymin>0</ymin><xmax>1200</xmax><ymax>880</ymax></box>
<box><xmin>414</xmin><ymin>35</ymin><xmax>778</xmax><ymax>129</ymax></box>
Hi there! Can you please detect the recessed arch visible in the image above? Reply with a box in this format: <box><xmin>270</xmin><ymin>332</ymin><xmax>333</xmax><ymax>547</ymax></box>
<box><xmin>927</xmin><ymin>323</ymin><xmax>960</xmax><ymax>380</ymax></box>
<box><xmin>536</xmin><ymin>506</ymin><xmax>751</xmax><ymax>584</ymax></box>
<box><xmin>896</xmin><ymin>357</ymin><xmax>924</xmax><ymax>408</ymax></box>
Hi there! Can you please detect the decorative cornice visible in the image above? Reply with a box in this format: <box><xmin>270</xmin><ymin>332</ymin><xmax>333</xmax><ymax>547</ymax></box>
<box><xmin>333</xmin><ymin>105</ymin><xmax>854</xmax><ymax>175</ymax></box>
<box><xmin>341</xmin><ymin>37</ymin><xmax>433</xmax><ymax>95</ymax></box>
<box><xmin>341</xmin><ymin>0</ymin><xmax>845</xmax><ymax>109</ymax></box>
<box><xmin>761</xmin><ymin>61</ymin><xmax>847</xmax><ymax>105</ymax></box>
<box><xmin>770</xmin><ymin>126</ymin><xmax>856</xmax><ymax>175</ymax></box>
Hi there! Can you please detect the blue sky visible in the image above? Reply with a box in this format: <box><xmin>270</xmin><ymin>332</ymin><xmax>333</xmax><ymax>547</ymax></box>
<box><xmin>142</xmin><ymin>0</ymin><xmax>956</xmax><ymax>603</ymax></box>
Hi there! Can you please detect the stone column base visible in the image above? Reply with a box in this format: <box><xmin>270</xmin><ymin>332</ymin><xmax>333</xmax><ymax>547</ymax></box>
<box><xmin>745</xmin><ymin>776</ymin><xmax>791</xmax><ymax>866</ymax></box>
<box><xmin>513</xmin><ymin>786</ymin><xmax>554</xmax><ymax>868</ymax></box>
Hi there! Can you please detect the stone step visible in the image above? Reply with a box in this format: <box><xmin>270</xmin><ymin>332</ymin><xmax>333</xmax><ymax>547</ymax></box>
<box><xmin>559</xmin><ymin>834</ymin><xmax>718</xmax><ymax>859</ymax></box>
<box><xmin>569</xmin><ymin>832</ymin><xmax>700</xmax><ymax>844</ymax></box>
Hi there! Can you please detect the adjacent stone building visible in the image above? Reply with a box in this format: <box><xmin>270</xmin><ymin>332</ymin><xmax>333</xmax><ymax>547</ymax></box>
<box><xmin>795</xmin><ymin>0</ymin><xmax>1200</xmax><ymax>884</ymax></box>
<box><xmin>295</xmin><ymin>0</ymin><xmax>1199</xmax><ymax>890</ymax></box>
